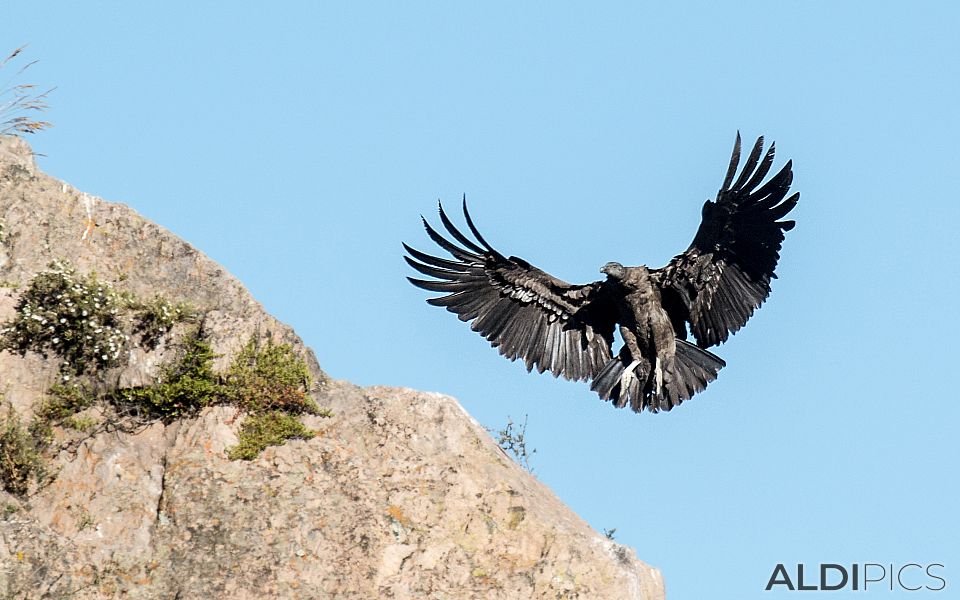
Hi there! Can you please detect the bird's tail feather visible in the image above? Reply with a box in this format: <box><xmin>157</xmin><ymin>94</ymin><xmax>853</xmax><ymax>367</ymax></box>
<box><xmin>590</xmin><ymin>340</ymin><xmax>725</xmax><ymax>413</ymax></box>
<box><xmin>666</xmin><ymin>339</ymin><xmax>725</xmax><ymax>408</ymax></box>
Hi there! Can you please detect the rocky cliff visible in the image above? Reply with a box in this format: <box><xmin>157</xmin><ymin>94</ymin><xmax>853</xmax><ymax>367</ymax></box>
<box><xmin>0</xmin><ymin>135</ymin><xmax>664</xmax><ymax>599</ymax></box>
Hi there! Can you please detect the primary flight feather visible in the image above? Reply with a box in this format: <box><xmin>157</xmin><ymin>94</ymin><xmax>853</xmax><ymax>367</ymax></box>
<box><xmin>405</xmin><ymin>133</ymin><xmax>798</xmax><ymax>413</ymax></box>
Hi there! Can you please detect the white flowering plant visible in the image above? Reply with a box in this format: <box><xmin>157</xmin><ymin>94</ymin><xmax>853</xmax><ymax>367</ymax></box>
<box><xmin>0</xmin><ymin>260</ymin><xmax>127</xmax><ymax>374</ymax></box>
<box><xmin>131</xmin><ymin>295</ymin><xmax>195</xmax><ymax>349</ymax></box>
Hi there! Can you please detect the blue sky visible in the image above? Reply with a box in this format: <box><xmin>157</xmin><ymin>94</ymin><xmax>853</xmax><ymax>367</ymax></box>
<box><xmin>4</xmin><ymin>2</ymin><xmax>958</xmax><ymax>597</ymax></box>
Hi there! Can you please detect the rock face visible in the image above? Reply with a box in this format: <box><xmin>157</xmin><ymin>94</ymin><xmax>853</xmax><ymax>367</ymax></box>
<box><xmin>0</xmin><ymin>136</ymin><xmax>664</xmax><ymax>599</ymax></box>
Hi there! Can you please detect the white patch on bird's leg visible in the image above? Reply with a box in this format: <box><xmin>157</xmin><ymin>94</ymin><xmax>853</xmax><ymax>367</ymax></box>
<box><xmin>620</xmin><ymin>359</ymin><xmax>641</xmax><ymax>393</ymax></box>
<box><xmin>654</xmin><ymin>357</ymin><xmax>663</xmax><ymax>395</ymax></box>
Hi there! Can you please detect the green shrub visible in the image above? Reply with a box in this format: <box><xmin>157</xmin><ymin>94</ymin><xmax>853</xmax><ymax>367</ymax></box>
<box><xmin>63</xmin><ymin>415</ymin><xmax>98</xmax><ymax>433</ymax></box>
<box><xmin>224</xmin><ymin>338</ymin><xmax>317</xmax><ymax>414</ymax></box>
<box><xmin>2</xmin><ymin>501</ymin><xmax>19</xmax><ymax>518</ymax></box>
<box><xmin>116</xmin><ymin>330</ymin><xmax>223</xmax><ymax>421</ymax></box>
<box><xmin>130</xmin><ymin>295</ymin><xmax>195</xmax><ymax>349</ymax></box>
<box><xmin>221</xmin><ymin>337</ymin><xmax>330</xmax><ymax>460</ymax></box>
<box><xmin>21</xmin><ymin>383</ymin><xmax>99</xmax><ymax>447</ymax></box>
<box><xmin>0</xmin><ymin>404</ymin><xmax>45</xmax><ymax>496</ymax></box>
<box><xmin>0</xmin><ymin>260</ymin><xmax>126</xmax><ymax>375</ymax></box>
<box><xmin>226</xmin><ymin>410</ymin><xmax>315</xmax><ymax>461</ymax></box>
<box><xmin>35</xmin><ymin>383</ymin><xmax>96</xmax><ymax>423</ymax></box>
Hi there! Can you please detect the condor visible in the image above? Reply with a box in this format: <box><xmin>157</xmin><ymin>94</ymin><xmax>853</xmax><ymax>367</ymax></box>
<box><xmin>405</xmin><ymin>134</ymin><xmax>798</xmax><ymax>413</ymax></box>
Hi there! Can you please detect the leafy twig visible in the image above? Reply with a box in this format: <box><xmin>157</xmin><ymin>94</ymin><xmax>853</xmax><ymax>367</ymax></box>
<box><xmin>489</xmin><ymin>414</ymin><xmax>536</xmax><ymax>472</ymax></box>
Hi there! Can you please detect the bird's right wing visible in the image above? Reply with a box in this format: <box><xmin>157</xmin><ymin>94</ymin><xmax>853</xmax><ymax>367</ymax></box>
<box><xmin>405</xmin><ymin>201</ymin><xmax>617</xmax><ymax>382</ymax></box>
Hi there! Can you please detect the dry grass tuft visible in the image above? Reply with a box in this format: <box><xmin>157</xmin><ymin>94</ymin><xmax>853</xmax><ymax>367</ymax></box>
<box><xmin>1</xmin><ymin>45</ymin><xmax>54</xmax><ymax>136</ymax></box>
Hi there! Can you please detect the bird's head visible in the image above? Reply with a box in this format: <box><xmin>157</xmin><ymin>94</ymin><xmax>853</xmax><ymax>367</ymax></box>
<box><xmin>601</xmin><ymin>262</ymin><xmax>625</xmax><ymax>280</ymax></box>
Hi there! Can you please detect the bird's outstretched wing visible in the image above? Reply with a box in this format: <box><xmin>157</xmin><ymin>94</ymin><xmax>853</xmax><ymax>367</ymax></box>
<box><xmin>654</xmin><ymin>134</ymin><xmax>799</xmax><ymax>348</ymax></box>
<box><xmin>405</xmin><ymin>200</ymin><xmax>618</xmax><ymax>382</ymax></box>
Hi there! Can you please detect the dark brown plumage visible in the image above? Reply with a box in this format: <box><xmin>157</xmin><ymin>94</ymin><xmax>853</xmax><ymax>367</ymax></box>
<box><xmin>405</xmin><ymin>134</ymin><xmax>798</xmax><ymax>412</ymax></box>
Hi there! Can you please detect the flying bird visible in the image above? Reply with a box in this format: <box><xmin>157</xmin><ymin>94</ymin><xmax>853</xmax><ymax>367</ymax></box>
<box><xmin>404</xmin><ymin>134</ymin><xmax>798</xmax><ymax>413</ymax></box>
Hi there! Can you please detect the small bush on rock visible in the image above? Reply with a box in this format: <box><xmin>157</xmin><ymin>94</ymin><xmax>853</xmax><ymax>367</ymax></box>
<box><xmin>224</xmin><ymin>337</ymin><xmax>329</xmax><ymax>460</ymax></box>
<box><xmin>490</xmin><ymin>415</ymin><xmax>536</xmax><ymax>473</ymax></box>
<box><xmin>0</xmin><ymin>260</ymin><xmax>126</xmax><ymax>375</ymax></box>
<box><xmin>130</xmin><ymin>295</ymin><xmax>196</xmax><ymax>349</ymax></box>
<box><xmin>35</xmin><ymin>383</ymin><xmax>96</xmax><ymax>423</ymax></box>
<box><xmin>0</xmin><ymin>403</ymin><xmax>46</xmax><ymax>496</ymax></box>
<box><xmin>225</xmin><ymin>338</ymin><xmax>318</xmax><ymax>414</ymax></box>
<box><xmin>226</xmin><ymin>410</ymin><xmax>315</xmax><ymax>461</ymax></box>
<box><xmin>116</xmin><ymin>329</ymin><xmax>223</xmax><ymax>421</ymax></box>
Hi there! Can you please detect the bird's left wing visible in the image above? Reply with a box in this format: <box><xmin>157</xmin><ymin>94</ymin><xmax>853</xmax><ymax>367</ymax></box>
<box><xmin>653</xmin><ymin>134</ymin><xmax>799</xmax><ymax>348</ymax></box>
<box><xmin>405</xmin><ymin>201</ymin><xmax>617</xmax><ymax>382</ymax></box>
